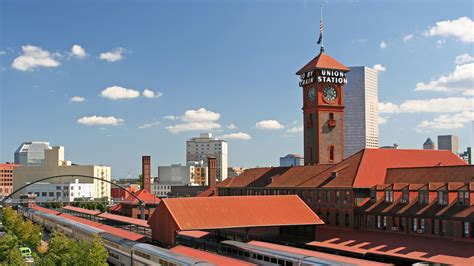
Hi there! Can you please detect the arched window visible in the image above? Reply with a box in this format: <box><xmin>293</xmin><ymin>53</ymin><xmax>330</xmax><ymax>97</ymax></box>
<box><xmin>329</xmin><ymin>145</ymin><xmax>335</xmax><ymax>162</ymax></box>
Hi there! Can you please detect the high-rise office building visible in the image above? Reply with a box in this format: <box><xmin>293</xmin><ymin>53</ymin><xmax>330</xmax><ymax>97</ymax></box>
<box><xmin>186</xmin><ymin>133</ymin><xmax>228</xmax><ymax>181</ymax></box>
<box><xmin>279</xmin><ymin>154</ymin><xmax>304</xmax><ymax>167</ymax></box>
<box><xmin>344</xmin><ymin>66</ymin><xmax>379</xmax><ymax>158</ymax></box>
<box><xmin>423</xmin><ymin>138</ymin><xmax>436</xmax><ymax>150</ymax></box>
<box><xmin>438</xmin><ymin>135</ymin><xmax>459</xmax><ymax>154</ymax></box>
<box><xmin>14</xmin><ymin>141</ymin><xmax>52</xmax><ymax>166</ymax></box>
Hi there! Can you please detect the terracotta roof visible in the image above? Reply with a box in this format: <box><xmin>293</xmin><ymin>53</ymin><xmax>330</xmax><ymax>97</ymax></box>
<box><xmin>177</xmin><ymin>230</ymin><xmax>211</xmax><ymax>238</ymax></box>
<box><xmin>171</xmin><ymin>246</ymin><xmax>256</xmax><ymax>266</ymax></box>
<box><xmin>109</xmin><ymin>203</ymin><xmax>121</xmax><ymax>212</ymax></box>
<box><xmin>296</xmin><ymin>52</ymin><xmax>349</xmax><ymax>74</ymax></box>
<box><xmin>217</xmin><ymin>168</ymin><xmax>283</xmax><ymax>188</ymax></box>
<box><xmin>219</xmin><ymin>149</ymin><xmax>466</xmax><ymax>190</ymax></box>
<box><xmin>297</xmin><ymin>150</ymin><xmax>364</xmax><ymax>188</ymax></box>
<box><xmin>267</xmin><ymin>165</ymin><xmax>333</xmax><ymax>187</ymax></box>
<box><xmin>30</xmin><ymin>205</ymin><xmax>146</xmax><ymax>241</ymax></box>
<box><xmin>122</xmin><ymin>189</ymin><xmax>161</xmax><ymax>204</ymax></box>
<box><xmin>63</xmin><ymin>205</ymin><xmax>102</xmax><ymax>216</ymax></box>
<box><xmin>248</xmin><ymin>241</ymin><xmax>387</xmax><ymax>266</ymax></box>
<box><xmin>308</xmin><ymin>226</ymin><xmax>474</xmax><ymax>265</ymax></box>
<box><xmin>196</xmin><ymin>186</ymin><xmax>218</xmax><ymax>197</ymax></box>
<box><xmin>384</xmin><ymin>165</ymin><xmax>473</xmax><ymax>185</ymax></box>
<box><xmin>355</xmin><ymin>149</ymin><xmax>466</xmax><ymax>188</ymax></box>
<box><xmin>150</xmin><ymin>195</ymin><xmax>323</xmax><ymax>230</ymax></box>
<box><xmin>98</xmin><ymin>212</ymin><xmax>149</xmax><ymax>227</ymax></box>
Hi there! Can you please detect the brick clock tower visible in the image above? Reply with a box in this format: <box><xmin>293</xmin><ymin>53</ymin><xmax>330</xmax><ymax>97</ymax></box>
<box><xmin>296</xmin><ymin>51</ymin><xmax>349</xmax><ymax>165</ymax></box>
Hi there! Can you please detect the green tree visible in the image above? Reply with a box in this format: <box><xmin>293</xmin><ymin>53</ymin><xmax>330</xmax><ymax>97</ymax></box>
<box><xmin>40</xmin><ymin>232</ymin><xmax>78</xmax><ymax>265</ymax></box>
<box><xmin>3</xmin><ymin>248</ymin><xmax>26</xmax><ymax>266</ymax></box>
<box><xmin>78</xmin><ymin>235</ymin><xmax>108</xmax><ymax>266</ymax></box>
<box><xmin>0</xmin><ymin>233</ymin><xmax>18</xmax><ymax>262</ymax></box>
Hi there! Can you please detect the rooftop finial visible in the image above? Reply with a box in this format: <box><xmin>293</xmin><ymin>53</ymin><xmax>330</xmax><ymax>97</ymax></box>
<box><xmin>317</xmin><ymin>2</ymin><xmax>324</xmax><ymax>53</ymax></box>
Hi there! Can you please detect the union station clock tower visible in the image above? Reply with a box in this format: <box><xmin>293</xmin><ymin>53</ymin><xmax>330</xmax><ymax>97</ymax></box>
<box><xmin>296</xmin><ymin>51</ymin><xmax>349</xmax><ymax>165</ymax></box>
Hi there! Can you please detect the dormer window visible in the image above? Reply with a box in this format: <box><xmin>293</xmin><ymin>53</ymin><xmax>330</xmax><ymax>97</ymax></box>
<box><xmin>401</xmin><ymin>188</ymin><xmax>409</xmax><ymax>203</ymax></box>
<box><xmin>384</xmin><ymin>190</ymin><xmax>394</xmax><ymax>203</ymax></box>
<box><xmin>458</xmin><ymin>191</ymin><xmax>470</xmax><ymax>206</ymax></box>
<box><xmin>419</xmin><ymin>190</ymin><xmax>429</xmax><ymax>204</ymax></box>
<box><xmin>438</xmin><ymin>191</ymin><xmax>448</xmax><ymax>205</ymax></box>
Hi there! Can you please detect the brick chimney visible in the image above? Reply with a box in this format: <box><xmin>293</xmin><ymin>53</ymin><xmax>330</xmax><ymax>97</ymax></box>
<box><xmin>142</xmin><ymin>156</ymin><xmax>151</xmax><ymax>193</ymax></box>
<box><xmin>207</xmin><ymin>156</ymin><xmax>217</xmax><ymax>187</ymax></box>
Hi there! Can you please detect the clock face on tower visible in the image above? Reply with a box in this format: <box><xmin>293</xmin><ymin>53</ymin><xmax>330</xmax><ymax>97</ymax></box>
<box><xmin>323</xmin><ymin>86</ymin><xmax>337</xmax><ymax>102</ymax></box>
<box><xmin>307</xmin><ymin>87</ymin><xmax>316</xmax><ymax>102</ymax></box>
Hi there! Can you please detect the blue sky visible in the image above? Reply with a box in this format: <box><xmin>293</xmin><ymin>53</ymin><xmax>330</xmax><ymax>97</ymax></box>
<box><xmin>1</xmin><ymin>0</ymin><xmax>473</xmax><ymax>178</ymax></box>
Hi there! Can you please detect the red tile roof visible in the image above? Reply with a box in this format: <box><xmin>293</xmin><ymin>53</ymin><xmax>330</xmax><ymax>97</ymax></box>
<box><xmin>171</xmin><ymin>246</ymin><xmax>256</xmax><ymax>266</ymax></box>
<box><xmin>308</xmin><ymin>226</ymin><xmax>474</xmax><ymax>265</ymax></box>
<box><xmin>98</xmin><ymin>212</ymin><xmax>149</xmax><ymax>227</ymax></box>
<box><xmin>248</xmin><ymin>241</ymin><xmax>387</xmax><ymax>266</ymax></box>
<box><xmin>150</xmin><ymin>195</ymin><xmax>324</xmax><ymax>230</ymax></box>
<box><xmin>177</xmin><ymin>230</ymin><xmax>211</xmax><ymax>238</ymax></box>
<box><xmin>63</xmin><ymin>205</ymin><xmax>102</xmax><ymax>216</ymax></box>
<box><xmin>196</xmin><ymin>186</ymin><xmax>217</xmax><ymax>197</ymax></box>
<box><xmin>355</xmin><ymin>149</ymin><xmax>466</xmax><ymax>188</ymax></box>
<box><xmin>384</xmin><ymin>165</ymin><xmax>473</xmax><ymax>185</ymax></box>
<box><xmin>122</xmin><ymin>189</ymin><xmax>161</xmax><ymax>204</ymax></box>
<box><xmin>217</xmin><ymin>149</ymin><xmax>466</xmax><ymax>190</ymax></box>
<box><xmin>30</xmin><ymin>205</ymin><xmax>146</xmax><ymax>241</ymax></box>
<box><xmin>217</xmin><ymin>168</ymin><xmax>280</xmax><ymax>188</ymax></box>
<box><xmin>296</xmin><ymin>52</ymin><xmax>349</xmax><ymax>74</ymax></box>
<box><xmin>267</xmin><ymin>165</ymin><xmax>333</xmax><ymax>187</ymax></box>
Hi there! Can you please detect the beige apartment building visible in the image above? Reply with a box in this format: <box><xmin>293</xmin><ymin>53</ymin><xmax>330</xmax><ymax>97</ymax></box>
<box><xmin>13</xmin><ymin>146</ymin><xmax>111</xmax><ymax>200</ymax></box>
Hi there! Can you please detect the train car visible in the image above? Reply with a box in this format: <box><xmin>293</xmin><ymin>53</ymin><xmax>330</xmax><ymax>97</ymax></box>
<box><xmin>101</xmin><ymin>232</ymin><xmax>136</xmax><ymax>266</ymax></box>
<box><xmin>219</xmin><ymin>240</ymin><xmax>351</xmax><ymax>266</ymax></box>
<box><xmin>131</xmin><ymin>243</ymin><xmax>213</xmax><ymax>266</ymax></box>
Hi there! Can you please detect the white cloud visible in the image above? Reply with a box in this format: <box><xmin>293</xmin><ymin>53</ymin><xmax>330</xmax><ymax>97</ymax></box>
<box><xmin>11</xmin><ymin>45</ymin><xmax>60</xmax><ymax>71</ymax></box>
<box><xmin>227</xmin><ymin>124</ymin><xmax>236</xmax><ymax>129</ymax></box>
<box><xmin>138</xmin><ymin>121</ymin><xmax>161</xmax><ymax>129</ymax></box>
<box><xmin>255</xmin><ymin>120</ymin><xmax>284</xmax><ymax>130</ymax></box>
<box><xmin>163</xmin><ymin>115</ymin><xmax>177</xmax><ymax>120</ymax></box>
<box><xmin>99</xmin><ymin>47</ymin><xmax>126</xmax><ymax>62</ymax></box>
<box><xmin>219</xmin><ymin>132</ymin><xmax>252</xmax><ymax>140</ymax></box>
<box><xmin>142</xmin><ymin>89</ymin><xmax>163</xmax><ymax>99</ymax></box>
<box><xmin>166</xmin><ymin>122</ymin><xmax>221</xmax><ymax>134</ymax></box>
<box><xmin>455</xmin><ymin>53</ymin><xmax>474</xmax><ymax>65</ymax></box>
<box><xmin>100</xmin><ymin>86</ymin><xmax>140</xmax><ymax>100</ymax></box>
<box><xmin>71</xmin><ymin>45</ymin><xmax>86</xmax><ymax>59</ymax></box>
<box><xmin>403</xmin><ymin>34</ymin><xmax>414</xmax><ymax>42</ymax></box>
<box><xmin>378</xmin><ymin>116</ymin><xmax>388</xmax><ymax>125</ymax></box>
<box><xmin>380</xmin><ymin>98</ymin><xmax>473</xmax><ymax>114</ymax></box>
<box><xmin>378</xmin><ymin>102</ymin><xmax>400</xmax><ymax>113</ymax></box>
<box><xmin>372</xmin><ymin>64</ymin><xmax>386</xmax><ymax>72</ymax></box>
<box><xmin>0</xmin><ymin>50</ymin><xmax>5</xmax><ymax>55</ymax></box>
<box><xmin>77</xmin><ymin>116</ymin><xmax>124</xmax><ymax>126</ymax></box>
<box><xmin>182</xmin><ymin>108</ymin><xmax>220</xmax><ymax>122</ymax></box>
<box><xmin>416</xmin><ymin>111</ymin><xmax>474</xmax><ymax>132</ymax></box>
<box><xmin>165</xmin><ymin>108</ymin><xmax>222</xmax><ymax>133</ymax></box>
<box><xmin>70</xmin><ymin>96</ymin><xmax>85</xmax><ymax>102</ymax></box>
<box><xmin>436</xmin><ymin>39</ymin><xmax>446</xmax><ymax>48</ymax></box>
<box><xmin>425</xmin><ymin>17</ymin><xmax>474</xmax><ymax>43</ymax></box>
<box><xmin>380</xmin><ymin>41</ymin><xmax>387</xmax><ymax>48</ymax></box>
<box><xmin>286</xmin><ymin>126</ymin><xmax>303</xmax><ymax>133</ymax></box>
<box><xmin>415</xmin><ymin>63</ymin><xmax>473</xmax><ymax>95</ymax></box>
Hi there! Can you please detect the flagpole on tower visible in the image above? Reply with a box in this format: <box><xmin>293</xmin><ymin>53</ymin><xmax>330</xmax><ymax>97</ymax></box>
<box><xmin>317</xmin><ymin>2</ymin><xmax>324</xmax><ymax>53</ymax></box>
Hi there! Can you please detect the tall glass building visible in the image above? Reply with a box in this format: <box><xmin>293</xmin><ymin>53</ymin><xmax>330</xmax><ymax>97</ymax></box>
<box><xmin>344</xmin><ymin>67</ymin><xmax>379</xmax><ymax>158</ymax></box>
<box><xmin>14</xmin><ymin>142</ymin><xmax>52</xmax><ymax>166</ymax></box>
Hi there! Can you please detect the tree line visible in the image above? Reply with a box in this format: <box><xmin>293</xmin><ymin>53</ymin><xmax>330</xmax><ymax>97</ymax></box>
<box><xmin>0</xmin><ymin>206</ymin><xmax>108</xmax><ymax>265</ymax></box>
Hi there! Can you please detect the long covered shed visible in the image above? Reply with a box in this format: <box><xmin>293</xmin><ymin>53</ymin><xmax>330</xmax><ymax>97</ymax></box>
<box><xmin>148</xmin><ymin>195</ymin><xmax>324</xmax><ymax>246</ymax></box>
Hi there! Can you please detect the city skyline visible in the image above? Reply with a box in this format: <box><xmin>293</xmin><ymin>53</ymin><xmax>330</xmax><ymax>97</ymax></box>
<box><xmin>1</xmin><ymin>0</ymin><xmax>473</xmax><ymax>178</ymax></box>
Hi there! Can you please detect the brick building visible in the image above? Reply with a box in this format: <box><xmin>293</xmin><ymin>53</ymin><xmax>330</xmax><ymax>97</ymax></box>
<box><xmin>214</xmin><ymin>149</ymin><xmax>472</xmax><ymax>243</ymax></box>
<box><xmin>0</xmin><ymin>162</ymin><xmax>18</xmax><ymax>197</ymax></box>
